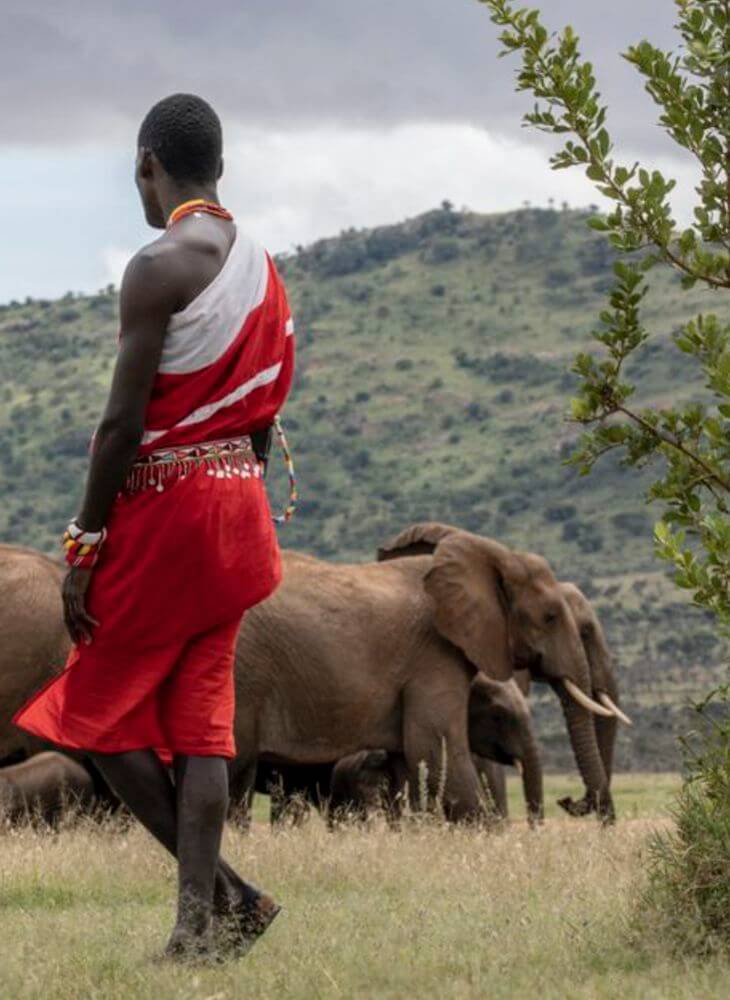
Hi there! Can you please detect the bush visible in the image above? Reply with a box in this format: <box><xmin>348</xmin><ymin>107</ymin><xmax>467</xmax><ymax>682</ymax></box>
<box><xmin>422</xmin><ymin>239</ymin><xmax>460</xmax><ymax>265</ymax></box>
<box><xmin>545</xmin><ymin>503</ymin><xmax>577</xmax><ymax>523</ymax></box>
<box><xmin>642</xmin><ymin>688</ymin><xmax>730</xmax><ymax>954</ymax></box>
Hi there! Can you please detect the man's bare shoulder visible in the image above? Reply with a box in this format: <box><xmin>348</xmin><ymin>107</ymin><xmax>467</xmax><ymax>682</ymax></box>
<box><xmin>128</xmin><ymin>232</ymin><xmax>187</xmax><ymax>277</ymax></box>
<box><xmin>120</xmin><ymin>234</ymin><xmax>188</xmax><ymax>315</ymax></box>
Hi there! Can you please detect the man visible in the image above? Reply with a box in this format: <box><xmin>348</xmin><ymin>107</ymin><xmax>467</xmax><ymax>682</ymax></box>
<box><xmin>14</xmin><ymin>94</ymin><xmax>294</xmax><ymax>959</ymax></box>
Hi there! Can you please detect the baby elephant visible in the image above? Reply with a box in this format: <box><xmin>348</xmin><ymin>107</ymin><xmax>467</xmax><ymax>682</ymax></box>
<box><xmin>329</xmin><ymin>751</ymin><xmax>513</xmax><ymax>826</ymax></box>
<box><xmin>0</xmin><ymin>752</ymin><xmax>96</xmax><ymax>825</ymax></box>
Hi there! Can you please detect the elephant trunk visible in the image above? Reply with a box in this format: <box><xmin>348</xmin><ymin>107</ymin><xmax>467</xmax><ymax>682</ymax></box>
<box><xmin>591</xmin><ymin>664</ymin><xmax>619</xmax><ymax>821</ymax></box>
<box><xmin>520</xmin><ymin>734</ymin><xmax>543</xmax><ymax>826</ymax></box>
<box><xmin>553</xmin><ymin>680</ymin><xmax>612</xmax><ymax>822</ymax></box>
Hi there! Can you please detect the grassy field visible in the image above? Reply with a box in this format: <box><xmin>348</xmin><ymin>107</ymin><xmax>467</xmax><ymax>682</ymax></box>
<box><xmin>2</xmin><ymin>772</ymin><xmax>728</xmax><ymax>1000</ymax></box>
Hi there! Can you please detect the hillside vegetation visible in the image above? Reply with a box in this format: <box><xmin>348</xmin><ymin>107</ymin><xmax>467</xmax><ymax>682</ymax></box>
<box><xmin>0</xmin><ymin>205</ymin><xmax>726</xmax><ymax>769</ymax></box>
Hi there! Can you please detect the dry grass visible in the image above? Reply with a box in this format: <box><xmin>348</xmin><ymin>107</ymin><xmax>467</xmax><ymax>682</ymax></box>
<box><xmin>0</xmin><ymin>774</ymin><xmax>728</xmax><ymax>1000</ymax></box>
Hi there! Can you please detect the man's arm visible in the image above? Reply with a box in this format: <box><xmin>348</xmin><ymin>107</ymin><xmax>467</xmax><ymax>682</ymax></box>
<box><xmin>63</xmin><ymin>246</ymin><xmax>180</xmax><ymax>644</ymax></box>
<box><xmin>77</xmin><ymin>248</ymin><xmax>179</xmax><ymax>530</ymax></box>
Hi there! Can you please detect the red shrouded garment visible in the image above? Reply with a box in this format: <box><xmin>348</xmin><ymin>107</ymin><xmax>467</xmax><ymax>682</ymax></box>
<box><xmin>14</xmin><ymin>226</ymin><xmax>294</xmax><ymax>760</ymax></box>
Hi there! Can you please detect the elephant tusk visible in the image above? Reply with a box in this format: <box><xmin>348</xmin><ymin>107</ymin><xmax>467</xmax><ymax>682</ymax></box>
<box><xmin>514</xmin><ymin>759</ymin><xmax>523</xmax><ymax>776</ymax></box>
<box><xmin>563</xmin><ymin>678</ymin><xmax>615</xmax><ymax>718</ymax></box>
<box><xmin>598</xmin><ymin>692</ymin><xmax>633</xmax><ymax>727</ymax></box>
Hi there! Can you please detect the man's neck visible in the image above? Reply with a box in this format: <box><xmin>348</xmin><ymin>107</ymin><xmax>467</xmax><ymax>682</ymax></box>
<box><xmin>159</xmin><ymin>183</ymin><xmax>220</xmax><ymax>226</ymax></box>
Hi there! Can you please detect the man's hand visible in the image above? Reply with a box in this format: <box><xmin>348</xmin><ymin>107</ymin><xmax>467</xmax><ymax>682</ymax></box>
<box><xmin>62</xmin><ymin>567</ymin><xmax>100</xmax><ymax>646</ymax></box>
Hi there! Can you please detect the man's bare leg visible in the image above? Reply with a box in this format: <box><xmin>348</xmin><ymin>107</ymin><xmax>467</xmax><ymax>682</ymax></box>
<box><xmin>90</xmin><ymin>750</ymin><xmax>261</xmax><ymax>918</ymax></box>
<box><xmin>167</xmin><ymin>755</ymin><xmax>228</xmax><ymax>952</ymax></box>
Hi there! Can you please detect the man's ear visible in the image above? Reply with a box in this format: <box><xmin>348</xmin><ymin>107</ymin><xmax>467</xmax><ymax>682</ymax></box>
<box><xmin>218</xmin><ymin>157</ymin><xmax>225</xmax><ymax>181</ymax></box>
<box><xmin>138</xmin><ymin>148</ymin><xmax>155</xmax><ymax>179</ymax></box>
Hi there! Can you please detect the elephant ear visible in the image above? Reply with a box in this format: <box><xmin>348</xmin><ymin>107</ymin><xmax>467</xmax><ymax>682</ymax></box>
<box><xmin>424</xmin><ymin>533</ymin><xmax>526</xmax><ymax>681</ymax></box>
<box><xmin>377</xmin><ymin>522</ymin><xmax>459</xmax><ymax>561</ymax></box>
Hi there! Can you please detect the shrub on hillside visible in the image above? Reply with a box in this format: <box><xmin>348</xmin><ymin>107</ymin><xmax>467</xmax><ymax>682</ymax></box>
<box><xmin>422</xmin><ymin>239</ymin><xmax>460</xmax><ymax>265</ymax></box>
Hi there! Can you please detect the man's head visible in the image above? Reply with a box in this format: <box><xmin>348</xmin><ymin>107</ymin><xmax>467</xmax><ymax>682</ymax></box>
<box><xmin>136</xmin><ymin>93</ymin><xmax>224</xmax><ymax>228</ymax></box>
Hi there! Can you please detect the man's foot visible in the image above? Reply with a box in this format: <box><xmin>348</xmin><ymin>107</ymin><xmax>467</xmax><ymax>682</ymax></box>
<box><xmin>164</xmin><ymin>923</ymin><xmax>218</xmax><ymax>964</ymax></box>
<box><xmin>215</xmin><ymin>893</ymin><xmax>281</xmax><ymax>958</ymax></box>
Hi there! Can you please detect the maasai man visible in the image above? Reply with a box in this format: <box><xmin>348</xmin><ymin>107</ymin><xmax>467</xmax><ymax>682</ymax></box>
<box><xmin>14</xmin><ymin>94</ymin><xmax>294</xmax><ymax>959</ymax></box>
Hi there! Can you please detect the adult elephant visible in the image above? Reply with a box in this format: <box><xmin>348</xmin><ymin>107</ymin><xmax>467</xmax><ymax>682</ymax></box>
<box><xmin>0</xmin><ymin>751</ymin><xmax>96</xmax><ymax>825</ymax></box>
<box><xmin>375</xmin><ymin>523</ymin><xmax>621</xmax><ymax>821</ymax></box>
<box><xmin>0</xmin><ymin>546</ymin><xmax>69</xmax><ymax>761</ymax></box>
<box><xmin>555</xmin><ymin>583</ymin><xmax>630</xmax><ymax>822</ymax></box>
<box><xmin>232</xmin><ymin>524</ymin><xmax>615</xmax><ymax>821</ymax></box>
<box><xmin>246</xmin><ymin>675</ymin><xmax>541</xmax><ymax>826</ymax></box>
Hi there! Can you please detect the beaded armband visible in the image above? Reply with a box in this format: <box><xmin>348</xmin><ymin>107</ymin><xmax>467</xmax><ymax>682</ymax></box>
<box><xmin>62</xmin><ymin>521</ymin><xmax>108</xmax><ymax>569</ymax></box>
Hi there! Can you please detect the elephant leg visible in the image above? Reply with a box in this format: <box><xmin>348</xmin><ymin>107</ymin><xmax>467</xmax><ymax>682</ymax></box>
<box><xmin>384</xmin><ymin>755</ymin><xmax>409</xmax><ymax>829</ymax></box>
<box><xmin>268</xmin><ymin>778</ymin><xmax>287</xmax><ymax>828</ymax></box>
<box><xmin>227</xmin><ymin>757</ymin><xmax>257</xmax><ymax>832</ymax></box>
<box><xmin>482</xmin><ymin>760</ymin><xmax>508</xmax><ymax>819</ymax></box>
<box><xmin>402</xmin><ymin>682</ymin><xmax>484</xmax><ymax>822</ymax></box>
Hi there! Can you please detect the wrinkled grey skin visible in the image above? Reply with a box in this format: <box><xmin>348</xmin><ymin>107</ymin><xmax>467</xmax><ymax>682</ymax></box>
<box><xmin>239</xmin><ymin>676</ymin><xmax>543</xmax><ymax>828</ymax></box>
<box><xmin>376</xmin><ymin>525</ymin><xmax>613</xmax><ymax>821</ymax></box>
<box><xmin>468</xmin><ymin>675</ymin><xmax>542</xmax><ymax>823</ymax></box>
<box><xmin>555</xmin><ymin>583</ymin><xmax>622</xmax><ymax>823</ymax></box>
<box><xmin>516</xmin><ymin>583</ymin><xmax>624</xmax><ymax>822</ymax></box>
<box><xmin>474</xmin><ymin>758</ymin><xmax>507</xmax><ymax>818</ymax></box>
<box><xmin>0</xmin><ymin>751</ymin><xmax>96</xmax><ymax>825</ymax></box>
<box><xmin>0</xmin><ymin>546</ymin><xmax>69</xmax><ymax>761</ymax></box>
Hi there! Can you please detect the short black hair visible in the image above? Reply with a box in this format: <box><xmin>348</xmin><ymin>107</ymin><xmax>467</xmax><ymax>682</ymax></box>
<box><xmin>138</xmin><ymin>93</ymin><xmax>222</xmax><ymax>183</ymax></box>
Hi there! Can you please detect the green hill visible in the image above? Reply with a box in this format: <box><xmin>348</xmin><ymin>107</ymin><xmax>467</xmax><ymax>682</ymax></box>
<box><xmin>1</xmin><ymin>204</ymin><xmax>726</xmax><ymax>771</ymax></box>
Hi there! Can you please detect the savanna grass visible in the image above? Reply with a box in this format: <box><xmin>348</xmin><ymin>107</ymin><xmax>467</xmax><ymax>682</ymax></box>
<box><xmin>0</xmin><ymin>773</ymin><xmax>728</xmax><ymax>999</ymax></box>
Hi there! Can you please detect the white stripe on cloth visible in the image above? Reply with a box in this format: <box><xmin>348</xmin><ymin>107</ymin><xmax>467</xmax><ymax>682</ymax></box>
<box><xmin>141</xmin><ymin>361</ymin><xmax>283</xmax><ymax>445</ymax></box>
<box><xmin>160</xmin><ymin>228</ymin><xmax>269</xmax><ymax>375</ymax></box>
<box><xmin>285</xmin><ymin>317</ymin><xmax>294</xmax><ymax>336</ymax></box>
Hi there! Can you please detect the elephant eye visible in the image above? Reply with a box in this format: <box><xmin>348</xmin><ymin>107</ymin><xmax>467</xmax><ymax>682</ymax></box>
<box><xmin>544</xmin><ymin>611</ymin><xmax>558</xmax><ymax>626</ymax></box>
<box><xmin>581</xmin><ymin>624</ymin><xmax>593</xmax><ymax>639</ymax></box>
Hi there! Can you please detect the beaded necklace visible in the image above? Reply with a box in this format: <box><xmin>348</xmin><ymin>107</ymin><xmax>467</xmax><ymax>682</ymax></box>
<box><xmin>166</xmin><ymin>198</ymin><xmax>234</xmax><ymax>228</ymax></box>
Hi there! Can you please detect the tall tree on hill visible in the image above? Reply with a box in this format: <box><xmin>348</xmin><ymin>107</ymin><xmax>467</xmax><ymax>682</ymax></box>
<box><xmin>481</xmin><ymin>0</ymin><xmax>730</xmax><ymax>950</ymax></box>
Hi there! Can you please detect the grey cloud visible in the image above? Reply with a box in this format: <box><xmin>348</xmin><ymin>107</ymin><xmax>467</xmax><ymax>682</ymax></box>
<box><xmin>3</xmin><ymin>1</ymin><xmax>679</xmax><ymax>151</ymax></box>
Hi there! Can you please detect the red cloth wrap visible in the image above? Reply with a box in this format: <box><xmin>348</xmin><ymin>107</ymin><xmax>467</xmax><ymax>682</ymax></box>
<box><xmin>14</xmin><ymin>463</ymin><xmax>279</xmax><ymax>760</ymax></box>
<box><xmin>14</xmin><ymin>229</ymin><xmax>294</xmax><ymax>761</ymax></box>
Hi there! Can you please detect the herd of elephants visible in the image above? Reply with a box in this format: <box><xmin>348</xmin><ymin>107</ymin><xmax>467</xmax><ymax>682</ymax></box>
<box><xmin>0</xmin><ymin>521</ymin><xmax>632</xmax><ymax>830</ymax></box>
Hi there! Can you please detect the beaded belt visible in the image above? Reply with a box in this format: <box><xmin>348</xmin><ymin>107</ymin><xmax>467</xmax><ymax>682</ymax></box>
<box><xmin>125</xmin><ymin>436</ymin><xmax>262</xmax><ymax>495</ymax></box>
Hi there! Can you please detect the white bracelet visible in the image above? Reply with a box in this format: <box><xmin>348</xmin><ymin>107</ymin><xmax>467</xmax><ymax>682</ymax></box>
<box><xmin>66</xmin><ymin>520</ymin><xmax>107</xmax><ymax>546</ymax></box>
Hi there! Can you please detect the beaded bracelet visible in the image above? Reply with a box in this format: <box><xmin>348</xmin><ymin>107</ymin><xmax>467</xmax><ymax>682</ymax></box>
<box><xmin>62</xmin><ymin>521</ymin><xmax>108</xmax><ymax>569</ymax></box>
<box><xmin>271</xmin><ymin>416</ymin><xmax>298</xmax><ymax>525</ymax></box>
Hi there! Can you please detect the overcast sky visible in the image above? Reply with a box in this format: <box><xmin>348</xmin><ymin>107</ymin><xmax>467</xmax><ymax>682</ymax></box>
<box><xmin>1</xmin><ymin>0</ymin><xmax>695</xmax><ymax>303</ymax></box>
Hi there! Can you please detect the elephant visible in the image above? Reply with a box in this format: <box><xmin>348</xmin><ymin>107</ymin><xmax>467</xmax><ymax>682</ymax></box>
<box><xmin>0</xmin><ymin>546</ymin><xmax>69</xmax><ymax>761</ymax></box>
<box><xmin>329</xmin><ymin>751</ymin><xmax>507</xmax><ymax>825</ymax></box>
<box><xmin>554</xmin><ymin>583</ymin><xmax>630</xmax><ymax>822</ymax></box>
<box><xmin>0</xmin><ymin>751</ymin><xmax>96</xmax><ymax>825</ymax></box>
<box><xmin>255</xmin><ymin>760</ymin><xmax>339</xmax><ymax>827</ymax></box>
<box><xmin>475</xmin><ymin>759</ymin><xmax>507</xmax><ymax>818</ymax></box>
<box><xmin>374</xmin><ymin>523</ymin><xmax>623</xmax><ymax>821</ymax></box>
<box><xmin>513</xmin><ymin>582</ymin><xmax>630</xmax><ymax>822</ymax></box>
<box><xmin>229</xmin><ymin>524</ymin><xmax>616</xmax><ymax>821</ymax></box>
<box><xmin>1</xmin><ymin>532</ymin><xmax>618</xmax><ymax>822</ymax></box>
<box><xmin>322</xmin><ymin>675</ymin><xmax>537</xmax><ymax>825</ymax></box>
<box><xmin>246</xmin><ymin>675</ymin><xmax>539</xmax><ymax>827</ymax></box>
